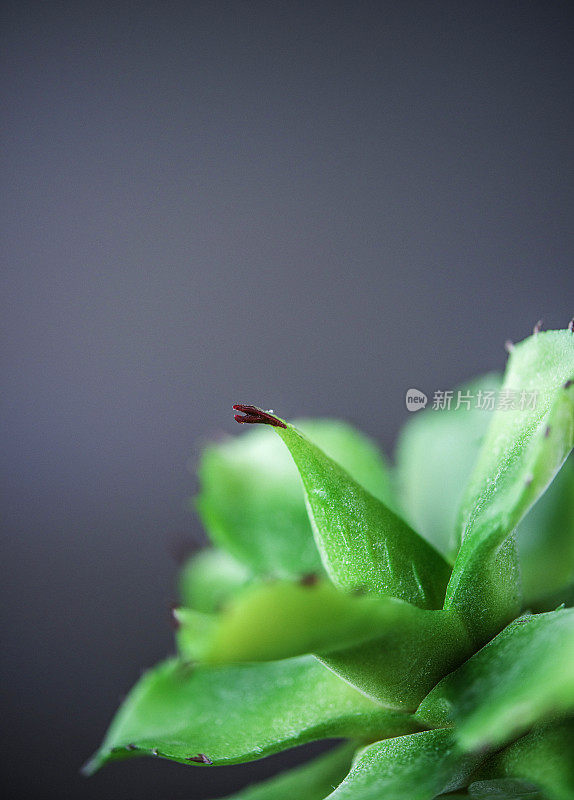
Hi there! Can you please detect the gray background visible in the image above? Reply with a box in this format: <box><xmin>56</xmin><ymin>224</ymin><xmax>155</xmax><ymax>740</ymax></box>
<box><xmin>2</xmin><ymin>1</ymin><xmax>573</xmax><ymax>798</ymax></box>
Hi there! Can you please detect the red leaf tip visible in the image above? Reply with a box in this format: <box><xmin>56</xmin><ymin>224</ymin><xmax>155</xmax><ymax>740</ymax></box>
<box><xmin>233</xmin><ymin>404</ymin><xmax>287</xmax><ymax>428</ymax></box>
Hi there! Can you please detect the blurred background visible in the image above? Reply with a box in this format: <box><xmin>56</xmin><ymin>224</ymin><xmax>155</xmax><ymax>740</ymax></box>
<box><xmin>1</xmin><ymin>1</ymin><xmax>573</xmax><ymax>798</ymax></box>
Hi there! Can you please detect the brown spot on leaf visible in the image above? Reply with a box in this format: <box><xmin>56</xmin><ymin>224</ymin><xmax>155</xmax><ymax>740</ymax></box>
<box><xmin>169</xmin><ymin>603</ymin><xmax>181</xmax><ymax>631</ymax></box>
<box><xmin>186</xmin><ymin>753</ymin><xmax>213</xmax><ymax>765</ymax></box>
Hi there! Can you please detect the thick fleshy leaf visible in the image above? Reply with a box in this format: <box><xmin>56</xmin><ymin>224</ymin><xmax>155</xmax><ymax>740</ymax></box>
<box><xmin>231</xmin><ymin>408</ymin><xmax>451</xmax><ymax>609</ymax></box>
<box><xmin>447</xmin><ymin>532</ymin><xmax>522</xmax><ymax>648</ymax></box>
<box><xmin>196</xmin><ymin>419</ymin><xmax>395</xmax><ymax>579</ymax></box>
<box><xmin>465</xmin><ymin>779</ymin><xmax>544</xmax><ymax>798</ymax></box>
<box><xmin>478</xmin><ymin>720</ymin><xmax>574</xmax><ymax>800</ymax></box>
<box><xmin>445</xmin><ymin>330</ymin><xmax>574</xmax><ymax>643</ymax></box>
<box><xmin>325</xmin><ymin>729</ymin><xmax>483</xmax><ymax>800</ymax></box>
<box><xmin>273</xmin><ymin>419</ymin><xmax>451</xmax><ymax>607</ymax></box>
<box><xmin>319</xmin><ymin>606</ymin><xmax>471</xmax><ymax>709</ymax></box>
<box><xmin>174</xmin><ymin>580</ymin><xmax>472</xmax><ymax>708</ymax></box>
<box><xmin>395</xmin><ymin>374</ymin><xmax>501</xmax><ymax>558</ymax></box>
<box><xmin>85</xmin><ymin>655</ymin><xmax>420</xmax><ymax>774</ymax></box>
<box><xmin>214</xmin><ymin>744</ymin><xmax>356</xmax><ymax>800</ymax></box>
<box><xmin>417</xmin><ymin>609</ymin><xmax>574</xmax><ymax>750</ymax></box>
<box><xmin>178</xmin><ymin>548</ymin><xmax>253</xmax><ymax>613</ymax></box>
<box><xmin>441</xmin><ymin>783</ymin><xmax>543</xmax><ymax>799</ymax></box>
<box><xmin>516</xmin><ymin>456</ymin><xmax>574</xmax><ymax>606</ymax></box>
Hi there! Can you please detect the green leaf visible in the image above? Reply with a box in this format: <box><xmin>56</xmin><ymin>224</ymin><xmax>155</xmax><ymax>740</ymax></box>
<box><xmin>516</xmin><ymin>456</ymin><xmax>574</xmax><ymax>606</ymax></box>
<box><xmin>85</xmin><ymin>655</ymin><xmax>420</xmax><ymax>774</ymax></box>
<box><xmin>213</xmin><ymin>744</ymin><xmax>356</xmax><ymax>800</ymax></box>
<box><xmin>325</xmin><ymin>729</ymin><xmax>482</xmax><ymax>800</ymax></box>
<box><xmin>478</xmin><ymin>720</ymin><xmax>574</xmax><ymax>800</ymax></box>
<box><xmin>232</xmin><ymin>408</ymin><xmax>451</xmax><ymax>608</ymax></box>
<box><xmin>174</xmin><ymin>579</ymin><xmax>472</xmax><ymax>708</ymax></box>
<box><xmin>179</xmin><ymin>548</ymin><xmax>253</xmax><ymax>613</ymax></box>
<box><xmin>195</xmin><ymin>418</ymin><xmax>395</xmax><ymax>579</ymax></box>
<box><xmin>445</xmin><ymin>330</ymin><xmax>574</xmax><ymax>643</ymax></box>
<box><xmin>395</xmin><ymin>374</ymin><xmax>501</xmax><ymax>558</ymax></box>
<box><xmin>417</xmin><ymin>609</ymin><xmax>574</xmax><ymax>750</ymax></box>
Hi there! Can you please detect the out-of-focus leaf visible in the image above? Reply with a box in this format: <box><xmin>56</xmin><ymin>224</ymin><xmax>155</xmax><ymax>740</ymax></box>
<box><xmin>85</xmin><ymin>656</ymin><xmax>420</xmax><ymax>774</ymax></box>
<box><xmin>175</xmin><ymin>581</ymin><xmax>405</xmax><ymax>663</ymax></box>
<box><xmin>213</xmin><ymin>743</ymin><xmax>356</xmax><ymax>800</ymax></box>
<box><xmin>445</xmin><ymin>330</ymin><xmax>574</xmax><ymax>643</ymax></box>
<box><xmin>516</xmin><ymin>456</ymin><xmax>574</xmax><ymax>606</ymax></box>
<box><xmin>325</xmin><ymin>729</ymin><xmax>482</xmax><ymax>800</ymax></box>
<box><xmin>174</xmin><ymin>580</ymin><xmax>472</xmax><ymax>708</ymax></box>
<box><xmin>528</xmin><ymin>584</ymin><xmax>574</xmax><ymax>614</ymax></box>
<box><xmin>178</xmin><ymin>548</ymin><xmax>253</xmax><ymax>613</ymax></box>
<box><xmin>172</xmin><ymin>607</ymin><xmax>217</xmax><ymax>662</ymax></box>
<box><xmin>417</xmin><ymin>609</ymin><xmax>574</xmax><ymax>750</ymax></box>
<box><xmin>238</xmin><ymin>412</ymin><xmax>452</xmax><ymax>608</ymax></box>
<box><xmin>395</xmin><ymin>374</ymin><xmax>501</xmax><ymax>558</ymax></box>
<box><xmin>195</xmin><ymin>419</ymin><xmax>395</xmax><ymax>579</ymax></box>
<box><xmin>176</xmin><ymin>580</ymin><xmax>423</xmax><ymax>663</ymax></box>
<box><xmin>477</xmin><ymin>720</ymin><xmax>574</xmax><ymax>800</ymax></box>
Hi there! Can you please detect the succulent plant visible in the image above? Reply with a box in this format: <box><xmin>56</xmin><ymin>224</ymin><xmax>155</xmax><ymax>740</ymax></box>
<box><xmin>86</xmin><ymin>327</ymin><xmax>574</xmax><ymax>800</ymax></box>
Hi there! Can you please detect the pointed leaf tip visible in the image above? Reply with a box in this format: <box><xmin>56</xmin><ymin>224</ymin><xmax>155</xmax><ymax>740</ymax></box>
<box><xmin>233</xmin><ymin>405</ymin><xmax>287</xmax><ymax>428</ymax></box>
<box><xmin>197</xmin><ymin>416</ymin><xmax>395</xmax><ymax>579</ymax></box>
